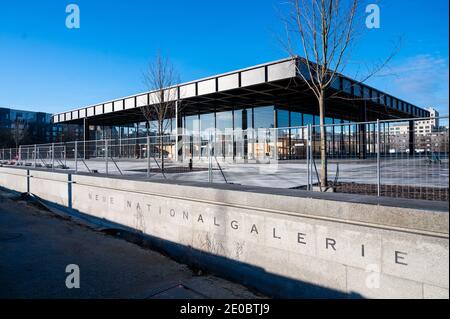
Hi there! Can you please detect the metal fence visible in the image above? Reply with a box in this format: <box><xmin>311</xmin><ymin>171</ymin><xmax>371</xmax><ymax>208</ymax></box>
<box><xmin>1</xmin><ymin>116</ymin><xmax>448</xmax><ymax>201</ymax></box>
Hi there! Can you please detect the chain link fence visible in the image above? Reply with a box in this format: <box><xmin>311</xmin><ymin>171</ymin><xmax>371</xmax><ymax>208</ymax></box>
<box><xmin>1</xmin><ymin>117</ymin><xmax>448</xmax><ymax>201</ymax></box>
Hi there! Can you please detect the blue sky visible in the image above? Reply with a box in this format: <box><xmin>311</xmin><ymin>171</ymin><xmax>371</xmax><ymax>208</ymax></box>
<box><xmin>0</xmin><ymin>0</ymin><xmax>448</xmax><ymax>115</ymax></box>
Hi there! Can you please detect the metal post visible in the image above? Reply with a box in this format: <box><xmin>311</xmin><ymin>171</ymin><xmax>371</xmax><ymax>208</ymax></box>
<box><xmin>377</xmin><ymin>119</ymin><xmax>381</xmax><ymax>197</ymax></box>
<box><xmin>51</xmin><ymin>143</ymin><xmax>55</xmax><ymax>171</ymax></box>
<box><xmin>208</xmin><ymin>132</ymin><xmax>213</xmax><ymax>183</ymax></box>
<box><xmin>83</xmin><ymin>118</ymin><xmax>87</xmax><ymax>160</ymax></box>
<box><xmin>273</xmin><ymin>128</ymin><xmax>278</xmax><ymax>161</ymax></box>
<box><xmin>309</xmin><ymin>124</ymin><xmax>314</xmax><ymax>190</ymax></box>
<box><xmin>105</xmin><ymin>139</ymin><xmax>109</xmax><ymax>175</ymax></box>
<box><xmin>75</xmin><ymin>141</ymin><xmax>78</xmax><ymax>173</ymax></box>
<box><xmin>175</xmin><ymin>100</ymin><xmax>179</xmax><ymax>162</ymax></box>
<box><xmin>408</xmin><ymin>120</ymin><xmax>415</xmax><ymax>157</ymax></box>
<box><xmin>34</xmin><ymin>144</ymin><xmax>37</xmax><ymax>168</ymax></box>
<box><xmin>306</xmin><ymin>125</ymin><xmax>310</xmax><ymax>191</ymax></box>
<box><xmin>119</xmin><ymin>128</ymin><xmax>122</xmax><ymax>158</ymax></box>
<box><xmin>147</xmin><ymin>135</ymin><xmax>150</xmax><ymax>178</ymax></box>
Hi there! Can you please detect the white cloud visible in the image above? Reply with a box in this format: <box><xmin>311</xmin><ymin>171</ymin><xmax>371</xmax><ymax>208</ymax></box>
<box><xmin>371</xmin><ymin>54</ymin><xmax>449</xmax><ymax>114</ymax></box>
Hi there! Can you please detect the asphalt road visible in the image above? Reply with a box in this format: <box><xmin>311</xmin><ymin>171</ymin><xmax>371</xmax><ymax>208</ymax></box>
<box><xmin>0</xmin><ymin>189</ymin><xmax>261</xmax><ymax>299</ymax></box>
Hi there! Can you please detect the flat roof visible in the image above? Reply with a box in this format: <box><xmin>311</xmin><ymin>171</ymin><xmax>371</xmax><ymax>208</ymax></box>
<box><xmin>53</xmin><ymin>57</ymin><xmax>429</xmax><ymax>125</ymax></box>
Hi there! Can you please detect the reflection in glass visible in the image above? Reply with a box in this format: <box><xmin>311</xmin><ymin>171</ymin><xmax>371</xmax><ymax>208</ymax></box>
<box><xmin>277</xmin><ymin>109</ymin><xmax>289</xmax><ymax>128</ymax></box>
<box><xmin>291</xmin><ymin>111</ymin><xmax>302</xmax><ymax>127</ymax></box>
<box><xmin>254</xmin><ymin>106</ymin><xmax>274</xmax><ymax>129</ymax></box>
<box><xmin>216</xmin><ymin>111</ymin><xmax>233</xmax><ymax>132</ymax></box>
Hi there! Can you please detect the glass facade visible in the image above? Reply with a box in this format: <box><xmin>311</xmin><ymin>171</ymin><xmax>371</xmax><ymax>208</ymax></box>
<box><xmin>0</xmin><ymin>107</ymin><xmax>80</xmax><ymax>147</ymax></box>
<box><xmin>277</xmin><ymin>109</ymin><xmax>289</xmax><ymax>128</ymax></box>
<box><xmin>216</xmin><ymin>111</ymin><xmax>233</xmax><ymax>132</ymax></box>
<box><xmin>88</xmin><ymin>103</ymin><xmax>412</xmax><ymax>161</ymax></box>
<box><xmin>253</xmin><ymin>106</ymin><xmax>275</xmax><ymax>129</ymax></box>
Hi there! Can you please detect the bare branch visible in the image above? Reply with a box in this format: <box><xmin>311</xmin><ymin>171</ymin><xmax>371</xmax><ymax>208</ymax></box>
<box><xmin>278</xmin><ymin>0</ymin><xmax>400</xmax><ymax>188</ymax></box>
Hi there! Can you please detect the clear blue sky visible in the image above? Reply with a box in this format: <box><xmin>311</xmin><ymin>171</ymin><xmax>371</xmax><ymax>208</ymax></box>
<box><xmin>0</xmin><ymin>0</ymin><xmax>448</xmax><ymax>115</ymax></box>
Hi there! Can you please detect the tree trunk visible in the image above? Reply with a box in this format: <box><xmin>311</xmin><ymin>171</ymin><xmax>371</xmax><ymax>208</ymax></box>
<box><xmin>319</xmin><ymin>90</ymin><xmax>328</xmax><ymax>188</ymax></box>
<box><xmin>159</xmin><ymin>123</ymin><xmax>164</xmax><ymax>172</ymax></box>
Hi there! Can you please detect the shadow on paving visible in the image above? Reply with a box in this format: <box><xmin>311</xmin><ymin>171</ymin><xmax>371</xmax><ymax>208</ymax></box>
<box><xmin>0</xmin><ymin>189</ymin><xmax>261</xmax><ymax>299</ymax></box>
<box><xmin>0</xmin><ymin>187</ymin><xmax>365</xmax><ymax>299</ymax></box>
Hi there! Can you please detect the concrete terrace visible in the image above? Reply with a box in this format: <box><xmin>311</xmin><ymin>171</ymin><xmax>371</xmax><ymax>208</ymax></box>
<box><xmin>4</xmin><ymin>156</ymin><xmax>448</xmax><ymax>189</ymax></box>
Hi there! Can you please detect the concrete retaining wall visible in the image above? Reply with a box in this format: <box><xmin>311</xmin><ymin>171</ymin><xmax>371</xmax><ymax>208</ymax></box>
<box><xmin>0</xmin><ymin>167</ymin><xmax>28</xmax><ymax>193</ymax></box>
<box><xmin>0</xmin><ymin>166</ymin><xmax>448</xmax><ymax>299</ymax></box>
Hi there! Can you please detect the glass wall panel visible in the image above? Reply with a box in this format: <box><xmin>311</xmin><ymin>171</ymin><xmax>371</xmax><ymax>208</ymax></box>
<box><xmin>162</xmin><ymin>118</ymin><xmax>173</xmax><ymax>134</ymax></box>
<box><xmin>334</xmin><ymin>119</ymin><xmax>343</xmax><ymax>156</ymax></box>
<box><xmin>343</xmin><ymin>79</ymin><xmax>352</xmax><ymax>94</ymax></box>
<box><xmin>331</xmin><ymin>77</ymin><xmax>340</xmax><ymax>90</ymax></box>
<box><xmin>200</xmin><ymin>113</ymin><xmax>215</xmax><ymax>156</ymax></box>
<box><xmin>149</xmin><ymin>120</ymin><xmax>158</xmax><ymax>134</ymax></box>
<box><xmin>314</xmin><ymin>115</ymin><xmax>320</xmax><ymax>125</ymax></box>
<box><xmin>119</xmin><ymin>126</ymin><xmax>128</xmax><ymax>139</ymax></box>
<box><xmin>363</xmin><ymin>87</ymin><xmax>370</xmax><ymax>99</ymax></box>
<box><xmin>253</xmin><ymin>106</ymin><xmax>274</xmax><ymax>129</ymax></box>
<box><xmin>216</xmin><ymin>111</ymin><xmax>233</xmax><ymax>158</ymax></box>
<box><xmin>185</xmin><ymin>115</ymin><xmax>200</xmax><ymax>134</ymax></box>
<box><xmin>290</xmin><ymin>111</ymin><xmax>306</xmax><ymax>160</ymax></box>
<box><xmin>277</xmin><ymin>109</ymin><xmax>290</xmax><ymax>128</ymax></box>
<box><xmin>111</xmin><ymin>126</ymin><xmax>120</xmax><ymax>139</ymax></box>
<box><xmin>137</xmin><ymin>122</ymin><xmax>147</xmax><ymax>137</ymax></box>
<box><xmin>276</xmin><ymin>109</ymin><xmax>290</xmax><ymax>159</ymax></box>
<box><xmin>291</xmin><ymin>111</ymin><xmax>302</xmax><ymax>127</ymax></box>
<box><xmin>371</xmin><ymin>90</ymin><xmax>378</xmax><ymax>103</ymax></box>
<box><xmin>303</xmin><ymin>113</ymin><xmax>314</xmax><ymax>126</ymax></box>
<box><xmin>233</xmin><ymin>108</ymin><xmax>252</xmax><ymax>160</ymax></box>
<box><xmin>354</xmin><ymin>84</ymin><xmax>362</xmax><ymax>97</ymax></box>
<box><xmin>183</xmin><ymin>114</ymin><xmax>201</xmax><ymax>159</ymax></box>
<box><xmin>394</xmin><ymin>99</ymin><xmax>399</xmax><ymax>110</ymax></box>
<box><xmin>233</xmin><ymin>108</ymin><xmax>252</xmax><ymax>130</ymax></box>
<box><xmin>200</xmin><ymin>113</ymin><xmax>215</xmax><ymax>133</ymax></box>
<box><xmin>324</xmin><ymin>117</ymin><xmax>334</xmax><ymax>155</ymax></box>
<box><xmin>216</xmin><ymin>111</ymin><xmax>233</xmax><ymax>132</ymax></box>
<box><xmin>128</xmin><ymin>125</ymin><xmax>137</xmax><ymax>139</ymax></box>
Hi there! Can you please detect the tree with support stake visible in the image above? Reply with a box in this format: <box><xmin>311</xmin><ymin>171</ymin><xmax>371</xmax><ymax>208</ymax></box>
<box><xmin>281</xmin><ymin>0</ymin><xmax>399</xmax><ymax>189</ymax></box>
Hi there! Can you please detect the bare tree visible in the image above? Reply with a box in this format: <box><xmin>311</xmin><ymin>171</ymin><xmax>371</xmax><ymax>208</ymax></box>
<box><xmin>142</xmin><ymin>52</ymin><xmax>181</xmax><ymax>172</ymax></box>
<box><xmin>12</xmin><ymin>118</ymin><xmax>29</xmax><ymax>149</ymax></box>
<box><xmin>282</xmin><ymin>0</ymin><xmax>397</xmax><ymax>189</ymax></box>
